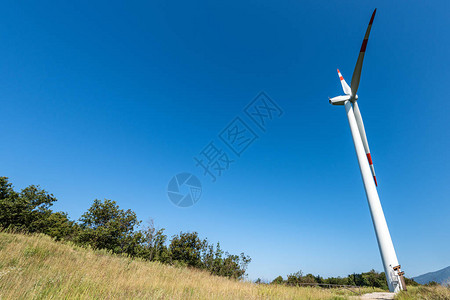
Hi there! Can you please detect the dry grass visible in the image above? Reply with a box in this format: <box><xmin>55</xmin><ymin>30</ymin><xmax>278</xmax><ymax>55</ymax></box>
<box><xmin>0</xmin><ymin>231</ymin><xmax>384</xmax><ymax>299</ymax></box>
<box><xmin>395</xmin><ymin>285</ymin><xmax>450</xmax><ymax>300</ymax></box>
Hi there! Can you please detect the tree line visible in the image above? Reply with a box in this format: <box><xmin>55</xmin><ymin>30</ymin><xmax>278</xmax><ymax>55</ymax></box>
<box><xmin>1</xmin><ymin>176</ymin><xmax>426</xmax><ymax>288</ymax></box>
<box><xmin>267</xmin><ymin>269</ymin><xmax>420</xmax><ymax>289</ymax></box>
<box><xmin>0</xmin><ymin>177</ymin><xmax>250</xmax><ymax>279</ymax></box>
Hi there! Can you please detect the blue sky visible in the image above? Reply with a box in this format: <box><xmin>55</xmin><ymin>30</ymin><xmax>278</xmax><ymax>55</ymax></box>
<box><xmin>1</xmin><ymin>0</ymin><xmax>449</xmax><ymax>281</ymax></box>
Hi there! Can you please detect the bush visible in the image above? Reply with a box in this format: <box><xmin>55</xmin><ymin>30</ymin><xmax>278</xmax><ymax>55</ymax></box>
<box><xmin>271</xmin><ymin>276</ymin><xmax>284</xmax><ymax>284</ymax></box>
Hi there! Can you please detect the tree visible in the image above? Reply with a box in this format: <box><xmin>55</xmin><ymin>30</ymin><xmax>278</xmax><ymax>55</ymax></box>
<box><xmin>169</xmin><ymin>232</ymin><xmax>204</xmax><ymax>268</ymax></box>
<box><xmin>0</xmin><ymin>177</ymin><xmax>25</xmax><ymax>229</ymax></box>
<box><xmin>286</xmin><ymin>271</ymin><xmax>303</xmax><ymax>286</ymax></box>
<box><xmin>19</xmin><ymin>185</ymin><xmax>58</xmax><ymax>233</ymax></box>
<box><xmin>324</xmin><ymin>276</ymin><xmax>347</xmax><ymax>285</ymax></box>
<box><xmin>139</xmin><ymin>220</ymin><xmax>169</xmax><ymax>262</ymax></box>
<box><xmin>77</xmin><ymin>199</ymin><xmax>141</xmax><ymax>254</ymax></box>
<box><xmin>314</xmin><ymin>275</ymin><xmax>324</xmax><ymax>284</ymax></box>
<box><xmin>271</xmin><ymin>276</ymin><xmax>284</xmax><ymax>284</ymax></box>
<box><xmin>199</xmin><ymin>241</ymin><xmax>251</xmax><ymax>279</ymax></box>
<box><xmin>42</xmin><ymin>211</ymin><xmax>79</xmax><ymax>241</ymax></box>
<box><xmin>0</xmin><ymin>177</ymin><xmax>17</xmax><ymax>199</ymax></box>
<box><xmin>200</xmin><ymin>241</ymin><xmax>214</xmax><ymax>270</ymax></box>
<box><xmin>359</xmin><ymin>270</ymin><xmax>388</xmax><ymax>289</ymax></box>
<box><xmin>0</xmin><ymin>177</ymin><xmax>59</xmax><ymax>233</ymax></box>
<box><xmin>303</xmin><ymin>273</ymin><xmax>318</xmax><ymax>284</ymax></box>
<box><xmin>218</xmin><ymin>253</ymin><xmax>244</xmax><ymax>279</ymax></box>
<box><xmin>404</xmin><ymin>277</ymin><xmax>420</xmax><ymax>286</ymax></box>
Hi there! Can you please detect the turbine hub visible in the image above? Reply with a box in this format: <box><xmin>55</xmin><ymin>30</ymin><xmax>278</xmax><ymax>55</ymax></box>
<box><xmin>351</xmin><ymin>94</ymin><xmax>359</xmax><ymax>102</ymax></box>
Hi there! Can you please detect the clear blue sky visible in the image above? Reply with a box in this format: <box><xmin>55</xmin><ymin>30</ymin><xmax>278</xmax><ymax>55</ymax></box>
<box><xmin>1</xmin><ymin>0</ymin><xmax>449</xmax><ymax>281</ymax></box>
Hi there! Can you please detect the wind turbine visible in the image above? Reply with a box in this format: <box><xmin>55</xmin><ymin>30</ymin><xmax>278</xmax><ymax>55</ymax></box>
<box><xmin>329</xmin><ymin>9</ymin><xmax>406</xmax><ymax>293</ymax></box>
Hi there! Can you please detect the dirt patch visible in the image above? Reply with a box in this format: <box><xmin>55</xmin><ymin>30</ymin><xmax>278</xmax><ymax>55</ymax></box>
<box><xmin>359</xmin><ymin>292</ymin><xmax>395</xmax><ymax>299</ymax></box>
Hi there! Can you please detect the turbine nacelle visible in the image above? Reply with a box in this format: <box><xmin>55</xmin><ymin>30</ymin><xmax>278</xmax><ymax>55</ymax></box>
<box><xmin>329</xmin><ymin>95</ymin><xmax>350</xmax><ymax>105</ymax></box>
<box><xmin>329</xmin><ymin>94</ymin><xmax>358</xmax><ymax>105</ymax></box>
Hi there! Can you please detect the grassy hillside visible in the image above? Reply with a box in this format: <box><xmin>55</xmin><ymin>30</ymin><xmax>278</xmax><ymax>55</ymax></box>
<box><xmin>0</xmin><ymin>231</ymin><xmax>384</xmax><ymax>299</ymax></box>
<box><xmin>395</xmin><ymin>286</ymin><xmax>450</xmax><ymax>300</ymax></box>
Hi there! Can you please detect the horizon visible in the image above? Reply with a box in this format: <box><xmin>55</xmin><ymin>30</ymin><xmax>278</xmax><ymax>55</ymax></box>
<box><xmin>1</xmin><ymin>0</ymin><xmax>449</xmax><ymax>281</ymax></box>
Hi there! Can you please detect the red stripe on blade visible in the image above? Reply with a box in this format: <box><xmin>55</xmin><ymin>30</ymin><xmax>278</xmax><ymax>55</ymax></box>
<box><xmin>339</xmin><ymin>76</ymin><xmax>344</xmax><ymax>80</ymax></box>
<box><xmin>369</xmin><ymin>9</ymin><xmax>377</xmax><ymax>25</ymax></box>
<box><xmin>360</xmin><ymin>39</ymin><xmax>368</xmax><ymax>52</ymax></box>
<box><xmin>373</xmin><ymin>176</ymin><xmax>378</xmax><ymax>186</ymax></box>
<box><xmin>366</xmin><ymin>153</ymin><xmax>373</xmax><ymax>165</ymax></box>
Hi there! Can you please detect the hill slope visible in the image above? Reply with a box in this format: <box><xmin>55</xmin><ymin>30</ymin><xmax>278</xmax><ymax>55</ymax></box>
<box><xmin>0</xmin><ymin>231</ymin><xmax>380</xmax><ymax>299</ymax></box>
<box><xmin>413</xmin><ymin>266</ymin><xmax>450</xmax><ymax>285</ymax></box>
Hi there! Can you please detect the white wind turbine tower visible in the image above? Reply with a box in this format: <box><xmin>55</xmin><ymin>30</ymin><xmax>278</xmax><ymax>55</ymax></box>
<box><xmin>329</xmin><ymin>9</ymin><xmax>406</xmax><ymax>293</ymax></box>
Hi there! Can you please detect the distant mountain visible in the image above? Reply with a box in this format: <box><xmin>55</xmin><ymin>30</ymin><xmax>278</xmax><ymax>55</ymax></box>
<box><xmin>413</xmin><ymin>266</ymin><xmax>450</xmax><ymax>285</ymax></box>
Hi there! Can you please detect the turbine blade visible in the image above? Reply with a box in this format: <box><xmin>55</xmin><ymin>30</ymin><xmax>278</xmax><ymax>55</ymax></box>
<box><xmin>353</xmin><ymin>101</ymin><xmax>378</xmax><ymax>186</ymax></box>
<box><xmin>350</xmin><ymin>9</ymin><xmax>377</xmax><ymax>97</ymax></box>
<box><xmin>337</xmin><ymin>69</ymin><xmax>351</xmax><ymax>95</ymax></box>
